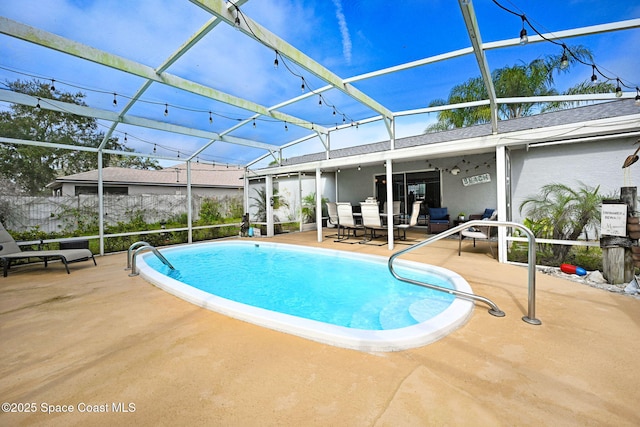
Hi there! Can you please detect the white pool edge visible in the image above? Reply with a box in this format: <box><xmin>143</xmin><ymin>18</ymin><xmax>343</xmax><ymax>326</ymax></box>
<box><xmin>137</xmin><ymin>240</ymin><xmax>474</xmax><ymax>352</ymax></box>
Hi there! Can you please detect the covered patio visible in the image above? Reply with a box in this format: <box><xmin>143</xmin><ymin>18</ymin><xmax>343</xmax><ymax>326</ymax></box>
<box><xmin>1</xmin><ymin>230</ymin><xmax>639</xmax><ymax>426</ymax></box>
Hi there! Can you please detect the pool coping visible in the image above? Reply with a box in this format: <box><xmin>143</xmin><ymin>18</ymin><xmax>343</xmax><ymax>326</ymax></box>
<box><xmin>137</xmin><ymin>240</ymin><xmax>474</xmax><ymax>352</ymax></box>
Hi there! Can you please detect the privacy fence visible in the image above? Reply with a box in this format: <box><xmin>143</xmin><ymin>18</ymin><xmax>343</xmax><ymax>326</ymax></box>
<box><xmin>0</xmin><ymin>194</ymin><xmax>243</xmax><ymax>233</ymax></box>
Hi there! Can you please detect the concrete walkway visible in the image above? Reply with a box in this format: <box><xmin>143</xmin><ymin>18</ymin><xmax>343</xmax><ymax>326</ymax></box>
<box><xmin>1</xmin><ymin>230</ymin><xmax>639</xmax><ymax>426</ymax></box>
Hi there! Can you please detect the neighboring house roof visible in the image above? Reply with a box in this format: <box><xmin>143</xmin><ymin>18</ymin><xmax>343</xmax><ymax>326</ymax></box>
<box><xmin>279</xmin><ymin>99</ymin><xmax>640</xmax><ymax>166</ymax></box>
<box><xmin>47</xmin><ymin>163</ymin><xmax>245</xmax><ymax>189</ymax></box>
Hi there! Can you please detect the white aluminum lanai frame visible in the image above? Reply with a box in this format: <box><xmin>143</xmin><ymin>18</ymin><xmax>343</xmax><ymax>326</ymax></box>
<box><xmin>0</xmin><ymin>0</ymin><xmax>639</xmax><ymax>256</ymax></box>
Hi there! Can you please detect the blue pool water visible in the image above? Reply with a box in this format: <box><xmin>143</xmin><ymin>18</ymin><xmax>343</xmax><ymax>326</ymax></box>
<box><xmin>137</xmin><ymin>241</ymin><xmax>473</xmax><ymax>351</ymax></box>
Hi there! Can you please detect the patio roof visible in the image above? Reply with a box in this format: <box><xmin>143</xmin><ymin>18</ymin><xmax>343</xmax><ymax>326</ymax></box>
<box><xmin>274</xmin><ymin>99</ymin><xmax>640</xmax><ymax>173</ymax></box>
<box><xmin>0</xmin><ymin>1</ymin><xmax>638</xmax><ymax>171</ymax></box>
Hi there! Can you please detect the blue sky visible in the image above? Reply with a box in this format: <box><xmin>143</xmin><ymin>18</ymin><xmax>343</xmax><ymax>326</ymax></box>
<box><xmin>0</xmin><ymin>0</ymin><xmax>639</xmax><ymax>168</ymax></box>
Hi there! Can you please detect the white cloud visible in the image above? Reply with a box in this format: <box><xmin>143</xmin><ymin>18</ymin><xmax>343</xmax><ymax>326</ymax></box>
<box><xmin>331</xmin><ymin>0</ymin><xmax>352</xmax><ymax>64</ymax></box>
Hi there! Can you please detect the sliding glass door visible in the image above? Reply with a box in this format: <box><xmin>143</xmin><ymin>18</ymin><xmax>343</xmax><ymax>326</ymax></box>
<box><xmin>374</xmin><ymin>170</ymin><xmax>441</xmax><ymax>215</ymax></box>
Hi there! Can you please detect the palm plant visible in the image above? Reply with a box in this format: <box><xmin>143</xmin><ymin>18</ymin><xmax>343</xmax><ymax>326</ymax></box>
<box><xmin>519</xmin><ymin>182</ymin><xmax>602</xmax><ymax>263</ymax></box>
<box><xmin>424</xmin><ymin>46</ymin><xmax>610</xmax><ymax>132</ymax></box>
<box><xmin>301</xmin><ymin>192</ymin><xmax>329</xmax><ymax>223</ymax></box>
<box><xmin>250</xmin><ymin>187</ymin><xmax>289</xmax><ymax>223</ymax></box>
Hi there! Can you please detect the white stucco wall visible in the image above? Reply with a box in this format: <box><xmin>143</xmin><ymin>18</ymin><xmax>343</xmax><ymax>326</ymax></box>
<box><xmin>509</xmin><ymin>137</ymin><xmax>639</xmax><ymax>223</ymax></box>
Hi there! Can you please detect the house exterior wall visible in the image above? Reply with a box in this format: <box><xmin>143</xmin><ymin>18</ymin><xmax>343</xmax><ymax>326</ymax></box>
<box><xmin>509</xmin><ymin>136</ymin><xmax>638</xmax><ymax>223</ymax></box>
<box><xmin>59</xmin><ymin>183</ymin><xmax>242</xmax><ymax>198</ymax></box>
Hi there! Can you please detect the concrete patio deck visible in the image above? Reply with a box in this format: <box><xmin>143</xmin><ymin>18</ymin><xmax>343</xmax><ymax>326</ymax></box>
<box><xmin>1</xmin><ymin>229</ymin><xmax>639</xmax><ymax>426</ymax></box>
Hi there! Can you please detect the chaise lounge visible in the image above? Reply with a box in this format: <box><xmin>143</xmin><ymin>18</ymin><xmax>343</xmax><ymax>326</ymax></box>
<box><xmin>0</xmin><ymin>222</ymin><xmax>96</xmax><ymax>277</ymax></box>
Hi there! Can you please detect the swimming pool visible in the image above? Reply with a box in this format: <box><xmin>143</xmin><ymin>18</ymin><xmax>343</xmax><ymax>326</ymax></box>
<box><xmin>136</xmin><ymin>241</ymin><xmax>474</xmax><ymax>351</ymax></box>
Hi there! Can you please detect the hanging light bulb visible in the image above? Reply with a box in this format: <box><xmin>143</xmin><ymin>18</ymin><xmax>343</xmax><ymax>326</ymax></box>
<box><xmin>300</xmin><ymin>78</ymin><xmax>305</xmax><ymax>92</ymax></box>
<box><xmin>209</xmin><ymin>111</ymin><xmax>213</xmax><ymax>124</ymax></box>
<box><xmin>153</xmin><ymin>143</ymin><xmax>156</xmax><ymax>153</ymax></box>
<box><xmin>318</xmin><ymin>95</ymin><xmax>322</xmax><ymax>107</ymax></box>
<box><xmin>35</xmin><ymin>97</ymin><xmax>41</xmax><ymax>111</ymax></box>
<box><xmin>615</xmin><ymin>78</ymin><xmax>623</xmax><ymax>98</ymax></box>
<box><xmin>519</xmin><ymin>16</ymin><xmax>528</xmax><ymax>45</ymax></box>
<box><xmin>591</xmin><ymin>65</ymin><xmax>598</xmax><ymax>82</ymax></box>
<box><xmin>124</xmin><ymin>133</ymin><xmax>128</xmax><ymax>142</ymax></box>
<box><xmin>635</xmin><ymin>87</ymin><xmax>640</xmax><ymax>106</ymax></box>
<box><xmin>252</xmin><ymin>119</ymin><xmax>256</xmax><ymax>128</ymax></box>
<box><xmin>164</xmin><ymin>103</ymin><xmax>169</xmax><ymax>116</ymax></box>
<box><xmin>113</xmin><ymin>92</ymin><xmax>118</xmax><ymax>107</ymax></box>
<box><xmin>50</xmin><ymin>79</ymin><xmax>56</xmax><ymax>91</ymax></box>
<box><xmin>284</xmin><ymin>121</ymin><xmax>288</xmax><ymax>131</ymax></box>
<box><xmin>234</xmin><ymin>7</ymin><xmax>241</xmax><ymax>28</ymax></box>
<box><xmin>342</xmin><ymin>114</ymin><xmax>346</xmax><ymax>123</ymax></box>
<box><xmin>274</xmin><ymin>51</ymin><xmax>279</xmax><ymax>69</ymax></box>
<box><xmin>560</xmin><ymin>47</ymin><xmax>569</xmax><ymax>70</ymax></box>
<box><xmin>357</xmin><ymin>165</ymin><xmax>361</xmax><ymax>171</ymax></box>
<box><xmin>332</xmin><ymin>107</ymin><xmax>336</xmax><ymax>116</ymax></box>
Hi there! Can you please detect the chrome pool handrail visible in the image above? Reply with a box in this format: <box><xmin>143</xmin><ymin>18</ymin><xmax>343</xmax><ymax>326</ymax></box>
<box><xmin>388</xmin><ymin>220</ymin><xmax>541</xmax><ymax>325</ymax></box>
<box><xmin>127</xmin><ymin>242</ymin><xmax>175</xmax><ymax>277</ymax></box>
<box><xmin>126</xmin><ymin>241</ymin><xmax>150</xmax><ymax>270</ymax></box>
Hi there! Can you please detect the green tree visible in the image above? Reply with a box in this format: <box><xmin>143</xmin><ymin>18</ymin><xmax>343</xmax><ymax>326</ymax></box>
<box><xmin>425</xmin><ymin>46</ymin><xmax>614</xmax><ymax>132</ymax></box>
<box><xmin>0</xmin><ymin>79</ymin><xmax>160</xmax><ymax>195</ymax></box>
<box><xmin>519</xmin><ymin>182</ymin><xmax>602</xmax><ymax>264</ymax></box>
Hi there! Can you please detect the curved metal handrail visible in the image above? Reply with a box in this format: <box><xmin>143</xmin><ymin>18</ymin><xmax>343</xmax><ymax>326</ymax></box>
<box><xmin>388</xmin><ymin>220</ymin><xmax>541</xmax><ymax>325</ymax></box>
<box><xmin>126</xmin><ymin>241</ymin><xmax>150</xmax><ymax>270</ymax></box>
<box><xmin>128</xmin><ymin>244</ymin><xmax>175</xmax><ymax>277</ymax></box>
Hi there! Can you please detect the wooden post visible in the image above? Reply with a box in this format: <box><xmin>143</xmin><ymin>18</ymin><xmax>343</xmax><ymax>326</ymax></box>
<box><xmin>601</xmin><ymin>187</ymin><xmax>637</xmax><ymax>284</ymax></box>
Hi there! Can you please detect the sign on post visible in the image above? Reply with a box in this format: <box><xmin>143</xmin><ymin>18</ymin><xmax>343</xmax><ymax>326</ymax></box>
<box><xmin>601</xmin><ymin>204</ymin><xmax>627</xmax><ymax>237</ymax></box>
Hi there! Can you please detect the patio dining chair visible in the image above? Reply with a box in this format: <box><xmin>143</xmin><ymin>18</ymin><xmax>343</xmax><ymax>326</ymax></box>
<box><xmin>325</xmin><ymin>202</ymin><xmax>340</xmax><ymax>238</ymax></box>
<box><xmin>397</xmin><ymin>201</ymin><xmax>422</xmax><ymax>240</ymax></box>
<box><xmin>360</xmin><ymin>202</ymin><xmax>398</xmax><ymax>245</ymax></box>
<box><xmin>335</xmin><ymin>202</ymin><xmax>363</xmax><ymax>243</ymax></box>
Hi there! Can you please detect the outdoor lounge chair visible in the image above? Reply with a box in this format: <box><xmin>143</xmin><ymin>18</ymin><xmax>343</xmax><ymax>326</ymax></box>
<box><xmin>0</xmin><ymin>222</ymin><xmax>96</xmax><ymax>277</ymax></box>
<box><xmin>458</xmin><ymin>210</ymin><xmax>498</xmax><ymax>259</ymax></box>
<box><xmin>397</xmin><ymin>201</ymin><xmax>422</xmax><ymax>240</ymax></box>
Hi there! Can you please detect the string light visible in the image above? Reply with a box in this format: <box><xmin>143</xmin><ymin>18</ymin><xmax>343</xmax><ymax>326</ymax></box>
<box><xmin>300</xmin><ymin>77</ymin><xmax>305</xmax><ymax>92</ymax></box>
<box><xmin>560</xmin><ymin>46</ymin><xmax>569</xmax><ymax>70</ymax></box>
<box><xmin>164</xmin><ymin>103</ymin><xmax>169</xmax><ymax>116</ymax></box>
<box><xmin>124</xmin><ymin>133</ymin><xmax>128</xmax><ymax>142</ymax></box>
<box><xmin>113</xmin><ymin>92</ymin><xmax>117</xmax><ymax>107</ymax></box>
<box><xmin>209</xmin><ymin>111</ymin><xmax>213</xmax><ymax>124</ymax></box>
<box><xmin>493</xmin><ymin>0</ymin><xmax>638</xmax><ymax>95</ymax></box>
<box><xmin>35</xmin><ymin>97</ymin><xmax>41</xmax><ymax>110</ymax></box>
<box><xmin>274</xmin><ymin>50</ymin><xmax>279</xmax><ymax>69</ymax></box>
<box><xmin>50</xmin><ymin>79</ymin><xmax>55</xmax><ymax>91</ymax></box>
<box><xmin>252</xmin><ymin>118</ymin><xmax>256</xmax><ymax>128</ymax></box>
<box><xmin>284</xmin><ymin>121</ymin><xmax>288</xmax><ymax>131</ymax></box>
<box><xmin>234</xmin><ymin>5</ymin><xmax>241</xmax><ymax>28</ymax></box>
<box><xmin>519</xmin><ymin>15</ymin><xmax>528</xmax><ymax>45</ymax></box>
<box><xmin>153</xmin><ymin>143</ymin><xmax>156</xmax><ymax>153</ymax></box>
